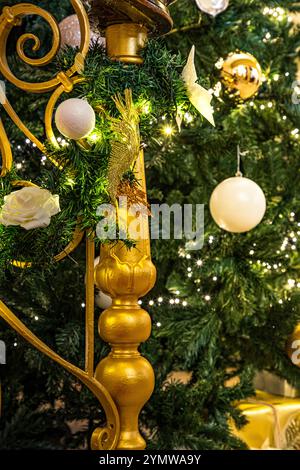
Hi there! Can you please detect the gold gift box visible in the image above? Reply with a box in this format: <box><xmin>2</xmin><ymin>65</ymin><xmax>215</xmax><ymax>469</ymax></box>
<box><xmin>254</xmin><ymin>371</ymin><xmax>300</xmax><ymax>398</ymax></box>
<box><xmin>232</xmin><ymin>391</ymin><xmax>300</xmax><ymax>449</ymax></box>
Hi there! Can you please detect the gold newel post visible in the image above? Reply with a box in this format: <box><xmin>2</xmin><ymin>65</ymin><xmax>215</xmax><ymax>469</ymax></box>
<box><xmin>91</xmin><ymin>0</ymin><xmax>173</xmax><ymax>450</ymax></box>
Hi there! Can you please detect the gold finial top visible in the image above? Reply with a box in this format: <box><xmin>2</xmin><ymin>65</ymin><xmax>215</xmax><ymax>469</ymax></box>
<box><xmin>90</xmin><ymin>0</ymin><xmax>173</xmax><ymax>34</ymax></box>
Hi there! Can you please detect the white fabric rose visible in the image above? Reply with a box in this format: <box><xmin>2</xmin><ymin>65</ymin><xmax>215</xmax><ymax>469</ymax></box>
<box><xmin>0</xmin><ymin>187</ymin><xmax>61</xmax><ymax>230</ymax></box>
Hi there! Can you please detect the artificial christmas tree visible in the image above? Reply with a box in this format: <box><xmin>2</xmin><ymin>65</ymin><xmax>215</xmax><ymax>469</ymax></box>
<box><xmin>0</xmin><ymin>0</ymin><xmax>300</xmax><ymax>451</ymax></box>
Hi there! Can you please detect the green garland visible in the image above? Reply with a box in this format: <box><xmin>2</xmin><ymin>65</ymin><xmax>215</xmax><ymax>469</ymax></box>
<box><xmin>0</xmin><ymin>40</ymin><xmax>199</xmax><ymax>272</ymax></box>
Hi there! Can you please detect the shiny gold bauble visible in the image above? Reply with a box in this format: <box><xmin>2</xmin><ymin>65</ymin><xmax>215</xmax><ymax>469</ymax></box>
<box><xmin>286</xmin><ymin>325</ymin><xmax>300</xmax><ymax>368</ymax></box>
<box><xmin>220</xmin><ymin>51</ymin><xmax>262</xmax><ymax>100</ymax></box>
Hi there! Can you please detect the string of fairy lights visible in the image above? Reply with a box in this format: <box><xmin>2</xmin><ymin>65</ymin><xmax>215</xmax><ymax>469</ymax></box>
<box><xmin>9</xmin><ymin>132</ymin><xmax>300</xmax><ymax>337</ymax></box>
<box><xmin>152</xmin><ymin>3</ymin><xmax>298</xmax><ymax>325</ymax></box>
<box><xmin>141</xmin><ymin>211</ymin><xmax>300</xmax><ymax>327</ymax></box>
<box><xmin>8</xmin><ymin>3</ymin><xmax>300</xmax><ymax>343</ymax></box>
<box><xmin>263</xmin><ymin>6</ymin><xmax>288</xmax><ymax>22</ymax></box>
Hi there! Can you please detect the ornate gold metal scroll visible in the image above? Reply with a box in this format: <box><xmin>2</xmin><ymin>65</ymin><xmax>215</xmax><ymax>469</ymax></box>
<box><xmin>0</xmin><ymin>294</ymin><xmax>119</xmax><ymax>450</ymax></box>
<box><xmin>0</xmin><ymin>0</ymin><xmax>120</xmax><ymax>450</ymax></box>
<box><xmin>0</xmin><ymin>0</ymin><xmax>88</xmax><ymax>162</ymax></box>
<box><xmin>0</xmin><ymin>0</ymin><xmax>89</xmax><ymax>93</ymax></box>
<box><xmin>0</xmin><ymin>118</ymin><xmax>12</xmax><ymax>176</ymax></box>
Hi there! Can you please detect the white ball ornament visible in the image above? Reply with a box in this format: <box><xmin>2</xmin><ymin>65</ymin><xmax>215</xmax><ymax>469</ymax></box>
<box><xmin>59</xmin><ymin>14</ymin><xmax>106</xmax><ymax>49</ymax></box>
<box><xmin>93</xmin><ymin>257</ymin><xmax>113</xmax><ymax>310</ymax></box>
<box><xmin>209</xmin><ymin>176</ymin><xmax>266</xmax><ymax>233</ymax></box>
<box><xmin>95</xmin><ymin>290</ymin><xmax>113</xmax><ymax>310</ymax></box>
<box><xmin>55</xmin><ymin>98</ymin><xmax>96</xmax><ymax>140</ymax></box>
<box><xmin>195</xmin><ymin>0</ymin><xmax>229</xmax><ymax>17</ymax></box>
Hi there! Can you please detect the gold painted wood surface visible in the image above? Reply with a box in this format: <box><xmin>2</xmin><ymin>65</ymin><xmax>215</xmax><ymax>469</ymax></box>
<box><xmin>90</xmin><ymin>0</ymin><xmax>172</xmax><ymax>450</ymax></box>
<box><xmin>45</xmin><ymin>74</ymin><xmax>85</xmax><ymax>148</ymax></box>
<box><xmin>231</xmin><ymin>391</ymin><xmax>300</xmax><ymax>449</ymax></box>
<box><xmin>95</xmin><ymin>150</ymin><xmax>156</xmax><ymax>450</ymax></box>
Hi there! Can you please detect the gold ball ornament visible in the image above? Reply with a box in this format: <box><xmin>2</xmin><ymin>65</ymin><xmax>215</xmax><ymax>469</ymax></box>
<box><xmin>220</xmin><ymin>52</ymin><xmax>262</xmax><ymax>100</ymax></box>
<box><xmin>55</xmin><ymin>98</ymin><xmax>96</xmax><ymax>140</ymax></box>
<box><xmin>210</xmin><ymin>175</ymin><xmax>266</xmax><ymax>233</ymax></box>
<box><xmin>286</xmin><ymin>325</ymin><xmax>300</xmax><ymax>368</ymax></box>
<box><xmin>59</xmin><ymin>14</ymin><xmax>105</xmax><ymax>49</ymax></box>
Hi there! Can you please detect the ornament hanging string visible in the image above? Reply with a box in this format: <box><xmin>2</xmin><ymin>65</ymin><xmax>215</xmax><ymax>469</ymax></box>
<box><xmin>236</xmin><ymin>144</ymin><xmax>249</xmax><ymax>177</ymax></box>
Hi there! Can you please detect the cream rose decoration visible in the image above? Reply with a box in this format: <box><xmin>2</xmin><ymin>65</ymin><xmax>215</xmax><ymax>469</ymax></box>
<box><xmin>0</xmin><ymin>187</ymin><xmax>61</xmax><ymax>230</ymax></box>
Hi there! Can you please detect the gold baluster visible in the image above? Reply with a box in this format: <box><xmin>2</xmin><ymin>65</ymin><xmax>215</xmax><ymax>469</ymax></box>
<box><xmin>93</xmin><ymin>1</ymin><xmax>173</xmax><ymax>450</ymax></box>
<box><xmin>95</xmin><ymin>151</ymin><xmax>156</xmax><ymax>450</ymax></box>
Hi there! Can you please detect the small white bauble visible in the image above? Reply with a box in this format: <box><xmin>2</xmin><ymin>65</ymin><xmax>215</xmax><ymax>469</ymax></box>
<box><xmin>209</xmin><ymin>176</ymin><xmax>266</xmax><ymax>233</ymax></box>
<box><xmin>95</xmin><ymin>290</ymin><xmax>113</xmax><ymax>310</ymax></box>
<box><xmin>94</xmin><ymin>258</ymin><xmax>113</xmax><ymax>309</ymax></box>
<box><xmin>195</xmin><ymin>0</ymin><xmax>229</xmax><ymax>16</ymax></box>
<box><xmin>59</xmin><ymin>14</ymin><xmax>106</xmax><ymax>49</ymax></box>
<box><xmin>55</xmin><ymin>98</ymin><xmax>95</xmax><ymax>140</ymax></box>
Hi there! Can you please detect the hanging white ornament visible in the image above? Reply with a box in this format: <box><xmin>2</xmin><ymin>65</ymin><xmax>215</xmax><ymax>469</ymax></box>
<box><xmin>195</xmin><ymin>0</ymin><xmax>229</xmax><ymax>17</ymax></box>
<box><xmin>93</xmin><ymin>257</ymin><xmax>112</xmax><ymax>309</ymax></box>
<box><xmin>182</xmin><ymin>46</ymin><xmax>215</xmax><ymax>126</ymax></box>
<box><xmin>95</xmin><ymin>290</ymin><xmax>113</xmax><ymax>310</ymax></box>
<box><xmin>59</xmin><ymin>14</ymin><xmax>105</xmax><ymax>49</ymax></box>
<box><xmin>209</xmin><ymin>147</ymin><xmax>266</xmax><ymax>233</ymax></box>
<box><xmin>55</xmin><ymin>98</ymin><xmax>96</xmax><ymax>140</ymax></box>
